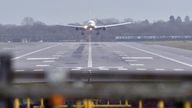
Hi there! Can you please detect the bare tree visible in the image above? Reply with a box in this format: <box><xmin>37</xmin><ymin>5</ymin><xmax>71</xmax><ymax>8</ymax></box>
<box><xmin>169</xmin><ymin>16</ymin><xmax>175</xmax><ymax>24</ymax></box>
<box><xmin>176</xmin><ymin>16</ymin><xmax>182</xmax><ymax>23</ymax></box>
<box><xmin>184</xmin><ymin>16</ymin><xmax>190</xmax><ymax>23</ymax></box>
<box><xmin>21</xmin><ymin>17</ymin><xmax>35</xmax><ymax>26</ymax></box>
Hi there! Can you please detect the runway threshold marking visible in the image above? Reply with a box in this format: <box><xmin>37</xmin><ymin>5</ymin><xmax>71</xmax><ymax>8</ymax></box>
<box><xmin>43</xmin><ymin>60</ymin><xmax>55</xmax><ymax>63</ymax></box>
<box><xmin>15</xmin><ymin>70</ymin><xmax>25</xmax><ymax>72</ymax></box>
<box><xmin>36</xmin><ymin>65</ymin><xmax>50</xmax><ymax>67</ymax></box>
<box><xmin>124</xmin><ymin>44</ymin><xmax>192</xmax><ymax>68</ymax></box>
<box><xmin>121</xmin><ymin>57</ymin><xmax>153</xmax><ymax>60</ymax></box>
<box><xmin>71</xmin><ymin>69</ymin><xmax>81</xmax><ymax>70</ymax></box>
<box><xmin>117</xmin><ymin>67</ymin><xmax>128</xmax><ymax>70</ymax></box>
<box><xmin>33</xmin><ymin>69</ymin><xmax>44</xmax><ymax>71</ymax></box>
<box><xmin>136</xmin><ymin>68</ymin><xmax>147</xmax><ymax>71</ymax></box>
<box><xmin>13</xmin><ymin>44</ymin><xmax>61</xmax><ymax>60</ymax></box>
<box><xmin>130</xmin><ymin>64</ymin><xmax>144</xmax><ymax>66</ymax></box>
<box><xmin>71</xmin><ymin>67</ymin><xmax>83</xmax><ymax>70</ymax></box>
<box><xmin>98</xmin><ymin>67</ymin><xmax>109</xmax><ymax>70</ymax></box>
<box><xmin>27</xmin><ymin>58</ymin><xmax>57</xmax><ymax>60</ymax></box>
<box><xmin>52</xmin><ymin>55</ymin><xmax>62</xmax><ymax>57</ymax></box>
<box><xmin>155</xmin><ymin>68</ymin><xmax>165</xmax><ymax>71</ymax></box>
<box><xmin>173</xmin><ymin>68</ymin><xmax>184</xmax><ymax>71</ymax></box>
<box><xmin>125</xmin><ymin>60</ymin><xmax>137</xmax><ymax>62</ymax></box>
<box><xmin>56</xmin><ymin>51</ymin><xmax>65</xmax><ymax>55</ymax></box>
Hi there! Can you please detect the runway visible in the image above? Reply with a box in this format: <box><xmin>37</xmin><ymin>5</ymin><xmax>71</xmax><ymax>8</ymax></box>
<box><xmin>2</xmin><ymin>42</ymin><xmax>192</xmax><ymax>72</ymax></box>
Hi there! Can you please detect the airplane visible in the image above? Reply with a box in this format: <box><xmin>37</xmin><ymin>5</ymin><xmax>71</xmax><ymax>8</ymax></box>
<box><xmin>65</xmin><ymin>20</ymin><xmax>132</xmax><ymax>35</ymax></box>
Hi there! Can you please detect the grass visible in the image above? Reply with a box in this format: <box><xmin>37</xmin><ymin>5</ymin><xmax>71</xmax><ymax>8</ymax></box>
<box><xmin>0</xmin><ymin>43</ymin><xmax>15</xmax><ymax>49</ymax></box>
<box><xmin>143</xmin><ymin>40</ymin><xmax>192</xmax><ymax>50</ymax></box>
<box><xmin>0</xmin><ymin>42</ymin><xmax>48</xmax><ymax>49</ymax></box>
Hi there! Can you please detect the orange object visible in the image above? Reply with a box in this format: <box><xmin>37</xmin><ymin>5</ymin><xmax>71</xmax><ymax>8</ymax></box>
<box><xmin>50</xmin><ymin>94</ymin><xmax>65</xmax><ymax>106</ymax></box>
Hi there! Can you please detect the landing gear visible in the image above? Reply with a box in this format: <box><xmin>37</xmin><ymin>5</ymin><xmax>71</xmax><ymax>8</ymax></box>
<box><xmin>96</xmin><ymin>31</ymin><xmax>100</xmax><ymax>35</ymax></box>
<box><xmin>81</xmin><ymin>32</ymin><xmax>85</xmax><ymax>35</ymax></box>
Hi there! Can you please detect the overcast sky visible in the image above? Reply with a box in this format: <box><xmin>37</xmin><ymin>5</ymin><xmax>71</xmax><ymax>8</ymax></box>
<box><xmin>0</xmin><ymin>0</ymin><xmax>191</xmax><ymax>25</ymax></box>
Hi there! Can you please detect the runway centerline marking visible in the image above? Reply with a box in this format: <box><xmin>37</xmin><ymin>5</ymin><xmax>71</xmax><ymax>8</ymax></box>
<box><xmin>13</xmin><ymin>44</ymin><xmax>61</xmax><ymax>60</ymax></box>
<box><xmin>88</xmin><ymin>35</ymin><xmax>93</xmax><ymax>68</ymax></box>
<box><xmin>124</xmin><ymin>44</ymin><xmax>192</xmax><ymax>68</ymax></box>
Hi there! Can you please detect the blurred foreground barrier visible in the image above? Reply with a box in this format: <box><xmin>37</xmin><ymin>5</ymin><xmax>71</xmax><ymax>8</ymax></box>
<box><xmin>1</xmin><ymin>53</ymin><xmax>192</xmax><ymax>108</ymax></box>
<box><xmin>0</xmin><ymin>53</ymin><xmax>192</xmax><ymax>99</ymax></box>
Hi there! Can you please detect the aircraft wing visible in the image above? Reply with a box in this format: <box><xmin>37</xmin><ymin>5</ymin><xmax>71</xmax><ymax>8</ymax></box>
<box><xmin>63</xmin><ymin>25</ymin><xmax>85</xmax><ymax>30</ymax></box>
<box><xmin>96</xmin><ymin>22</ymin><xmax>132</xmax><ymax>29</ymax></box>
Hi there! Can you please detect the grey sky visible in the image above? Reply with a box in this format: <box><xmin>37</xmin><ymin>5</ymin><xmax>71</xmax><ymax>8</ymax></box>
<box><xmin>0</xmin><ymin>0</ymin><xmax>191</xmax><ymax>25</ymax></box>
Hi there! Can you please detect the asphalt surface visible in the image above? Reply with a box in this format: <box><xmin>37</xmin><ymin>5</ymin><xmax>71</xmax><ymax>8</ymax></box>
<box><xmin>1</xmin><ymin>41</ymin><xmax>192</xmax><ymax>72</ymax></box>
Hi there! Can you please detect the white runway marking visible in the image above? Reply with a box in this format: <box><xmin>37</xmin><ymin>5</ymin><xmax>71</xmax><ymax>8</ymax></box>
<box><xmin>36</xmin><ymin>65</ymin><xmax>50</xmax><ymax>67</ymax></box>
<box><xmin>173</xmin><ymin>68</ymin><xmax>184</xmax><ymax>71</ymax></box>
<box><xmin>56</xmin><ymin>51</ymin><xmax>65</xmax><ymax>55</ymax></box>
<box><xmin>27</xmin><ymin>58</ymin><xmax>57</xmax><ymax>60</ymax></box>
<box><xmin>88</xmin><ymin>37</ymin><xmax>93</xmax><ymax>68</ymax></box>
<box><xmin>136</xmin><ymin>68</ymin><xmax>147</xmax><ymax>71</ymax></box>
<box><xmin>125</xmin><ymin>60</ymin><xmax>137</xmax><ymax>62</ymax></box>
<box><xmin>71</xmin><ymin>67</ymin><xmax>83</xmax><ymax>70</ymax></box>
<box><xmin>125</xmin><ymin>45</ymin><xmax>192</xmax><ymax>68</ymax></box>
<box><xmin>122</xmin><ymin>57</ymin><xmax>153</xmax><ymax>60</ymax></box>
<box><xmin>52</xmin><ymin>55</ymin><xmax>62</xmax><ymax>57</ymax></box>
<box><xmin>71</xmin><ymin>69</ymin><xmax>81</xmax><ymax>70</ymax></box>
<box><xmin>33</xmin><ymin>69</ymin><xmax>44</xmax><ymax>71</ymax></box>
<box><xmin>13</xmin><ymin>44</ymin><xmax>61</xmax><ymax>60</ymax></box>
<box><xmin>119</xmin><ymin>54</ymin><xmax>128</xmax><ymax>57</ymax></box>
<box><xmin>76</xmin><ymin>67</ymin><xmax>83</xmax><ymax>69</ymax></box>
<box><xmin>130</xmin><ymin>64</ymin><xmax>144</xmax><ymax>66</ymax></box>
<box><xmin>155</xmin><ymin>68</ymin><xmax>165</xmax><ymax>71</ymax></box>
<box><xmin>43</xmin><ymin>60</ymin><xmax>55</xmax><ymax>63</ymax></box>
<box><xmin>98</xmin><ymin>67</ymin><xmax>109</xmax><ymax>70</ymax></box>
<box><xmin>72</xmin><ymin>68</ymin><xmax>81</xmax><ymax>70</ymax></box>
<box><xmin>15</xmin><ymin>70</ymin><xmax>25</xmax><ymax>72</ymax></box>
<box><xmin>117</xmin><ymin>67</ymin><xmax>128</xmax><ymax>70</ymax></box>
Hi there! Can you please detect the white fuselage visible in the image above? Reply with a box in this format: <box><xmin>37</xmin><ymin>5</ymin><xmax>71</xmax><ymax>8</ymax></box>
<box><xmin>84</xmin><ymin>20</ymin><xmax>96</xmax><ymax>30</ymax></box>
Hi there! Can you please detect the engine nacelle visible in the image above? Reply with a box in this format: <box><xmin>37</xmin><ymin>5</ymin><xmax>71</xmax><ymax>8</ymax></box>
<box><xmin>102</xmin><ymin>27</ymin><xmax>106</xmax><ymax>31</ymax></box>
<box><xmin>75</xmin><ymin>27</ymin><xmax>79</xmax><ymax>31</ymax></box>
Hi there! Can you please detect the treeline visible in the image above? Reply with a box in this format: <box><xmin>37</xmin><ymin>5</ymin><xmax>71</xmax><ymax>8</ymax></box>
<box><xmin>0</xmin><ymin>16</ymin><xmax>192</xmax><ymax>42</ymax></box>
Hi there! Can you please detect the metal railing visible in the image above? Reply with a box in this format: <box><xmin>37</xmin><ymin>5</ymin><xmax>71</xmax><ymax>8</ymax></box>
<box><xmin>0</xmin><ymin>53</ymin><xmax>192</xmax><ymax>108</ymax></box>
